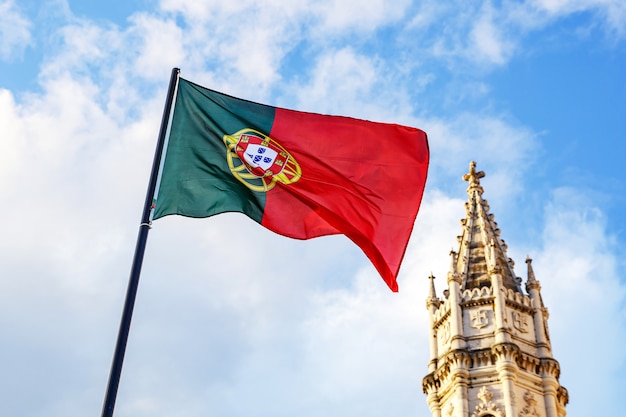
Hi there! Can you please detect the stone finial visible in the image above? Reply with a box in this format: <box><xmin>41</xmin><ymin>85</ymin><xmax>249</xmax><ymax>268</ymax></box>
<box><xmin>447</xmin><ymin>250</ymin><xmax>462</xmax><ymax>284</ymax></box>
<box><xmin>449</xmin><ymin>249</ymin><xmax>458</xmax><ymax>272</ymax></box>
<box><xmin>462</xmin><ymin>161</ymin><xmax>485</xmax><ymax>194</ymax></box>
<box><xmin>427</xmin><ymin>274</ymin><xmax>440</xmax><ymax>308</ymax></box>
<box><xmin>525</xmin><ymin>256</ymin><xmax>536</xmax><ymax>281</ymax></box>
<box><xmin>428</xmin><ymin>273</ymin><xmax>437</xmax><ymax>297</ymax></box>
<box><xmin>525</xmin><ymin>256</ymin><xmax>541</xmax><ymax>292</ymax></box>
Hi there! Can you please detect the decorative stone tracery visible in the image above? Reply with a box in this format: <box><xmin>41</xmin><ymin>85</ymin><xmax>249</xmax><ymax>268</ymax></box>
<box><xmin>518</xmin><ymin>391</ymin><xmax>540</xmax><ymax>417</ymax></box>
<box><xmin>471</xmin><ymin>309</ymin><xmax>489</xmax><ymax>329</ymax></box>
<box><xmin>471</xmin><ymin>386</ymin><xmax>503</xmax><ymax>417</ymax></box>
<box><xmin>512</xmin><ymin>311</ymin><xmax>529</xmax><ymax>333</ymax></box>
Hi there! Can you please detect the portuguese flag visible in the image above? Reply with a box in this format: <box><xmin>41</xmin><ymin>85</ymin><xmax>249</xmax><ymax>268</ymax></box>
<box><xmin>153</xmin><ymin>78</ymin><xmax>429</xmax><ymax>291</ymax></box>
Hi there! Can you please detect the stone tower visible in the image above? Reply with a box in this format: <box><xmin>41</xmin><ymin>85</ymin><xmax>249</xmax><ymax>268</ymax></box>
<box><xmin>422</xmin><ymin>162</ymin><xmax>568</xmax><ymax>417</ymax></box>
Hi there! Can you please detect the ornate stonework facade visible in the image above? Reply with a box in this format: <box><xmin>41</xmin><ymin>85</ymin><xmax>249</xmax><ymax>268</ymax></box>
<box><xmin>422</xmin><ymin>162</ymin><xmax>568</xmax><ymax>417</ymax></box>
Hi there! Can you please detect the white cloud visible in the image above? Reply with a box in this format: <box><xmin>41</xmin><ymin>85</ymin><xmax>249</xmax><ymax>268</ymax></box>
<box><xmin>532</xmin><ymin>187</ymin><xmax>626</xmax><ymax>415</ymax></box>
<box><xmin>407</xmin><ymin>1</ymin><xmax>448</xmax><ymax>30</ymax></box>
<box><xmin>309</xmin><ymin>0</ymin><xmax>412</xmax><ymax>32</ymax></box>
<box><xmin>0</xmin><ymin>0</ymin><xmax>32</xmax><ymax>61</ymax></box>
<box><xmin>284</xmin><ymin>47</ymin><xmax>423</xmax><ymax>127</ymax></box>
<box><xmin>470</xmin><ymin>4</ymin><xmax>515</xmax><ymax>65</ymax></box>
<box><xmin>159</xmin><ymin>0</ymin><xmax>245</xmax><ymax>21</ymax></box>
<box><xmin>129</xmin><ymin>14</ymin><xmax>186</xmax><ymax>81</ymax></box>
<box><xmin>405</xmin><ymin>2</ymin><xmax>519</xmax><ymax>68</ymax></box>
<box><xmin>423</xmin><ymin>2</ymin><xmax>517</xmax><ymax>67</ymax></box>
<box><xmin>289</xmin><ymin>48</ymin><xmax>378</xmax><ymax>114</ymax></box>
<box><xmin>0</xmin><ymin>75</ymin><xmax>149</xmax><ymax>295</ymax></box>
<box><xmin>405</xmin><ymin>0</ymin><xmax>626</xmax><ymax>73</ymax></box>
<box><xmin>532</xmin><ymin>0</ymin><xmax>625</xmax><ymax>20</ymax></box>
<box><xmin>508</xmin><ymin>0</ymin><xmax>626</xmax><ymax>39</ymax></box>
<box><xmin>157</xmin><ymin>0</ymin><xmax>308</xmax><ymax>96</ymax></box>
<box><xmin>422</xmin><ymin>113</ymin><xmax>540</xmax><ymax>203</ymax></box>
<box><xmin>0</xmin><ymin>50</ymin><xmax>169</xmax><ymax>415</ymax></box>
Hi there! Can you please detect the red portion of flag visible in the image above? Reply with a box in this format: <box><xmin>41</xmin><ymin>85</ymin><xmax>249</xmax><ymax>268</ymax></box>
<box><xmin>261</xmin><ymin>108</ymin><xmax>429</xmax><ymax>291</ymax></box>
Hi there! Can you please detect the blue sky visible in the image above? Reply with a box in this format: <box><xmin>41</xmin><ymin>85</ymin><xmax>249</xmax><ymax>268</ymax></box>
<box><xmin>1</xmin><ymin>1</ymin><xmax>625</xmax><ymax>416</ymax></box>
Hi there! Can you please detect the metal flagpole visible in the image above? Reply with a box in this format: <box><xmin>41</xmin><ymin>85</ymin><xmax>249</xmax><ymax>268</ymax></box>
<box><xmin>100</xmin><ymin>67</ymin><xmax>180</xmax><ymax>417</ymax></box>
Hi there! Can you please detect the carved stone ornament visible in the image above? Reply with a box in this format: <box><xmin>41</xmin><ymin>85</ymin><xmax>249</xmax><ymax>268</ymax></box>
<box><xmin>471</xmin><ymin>309</ymin><xmax>489</xmax><ymax>329</ymax></box>
<box><xmin>542</xmin><ymin>311</ymin><xmax>551</xmax><ymax>341</ymax></box>
<box><xmin>440</xmin><ymin>320</ymin><xmax>451</xmax><ymax>343</ymax></box>
<box><xmin>512</xmin><ymin>311</ymin><xmax>529</xmax><ymax>333</ymax></box>
<box><xmin>471</xmin><ymin>386</ymin><xmax>503</xmax><ymax>417</ymax></box>
<box><xmin>446</xmin><ymin>403</ymin><xmax>454</xmax><ymax>417</ymax></box>
<box><xmin>518</xmin><ymin>390</ymin><xmax>540</xmax><ymax>417</ymax></box>
<box><xmin>478</xmin><ymin>386</ymin><xmax>493</xmax><ymax>404</ymax></box>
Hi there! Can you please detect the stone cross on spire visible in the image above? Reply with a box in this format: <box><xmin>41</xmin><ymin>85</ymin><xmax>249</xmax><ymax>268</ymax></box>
<box><xmin>463</xmin><ymin>160</ymin><xmax>485</xmax><ymax>194</ymax></box>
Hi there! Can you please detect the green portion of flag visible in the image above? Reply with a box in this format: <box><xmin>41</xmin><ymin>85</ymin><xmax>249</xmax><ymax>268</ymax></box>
<box><xmin>153</xmin><ymin>79</ymin><xmax>276</xmax><ymax>221</ymax></box>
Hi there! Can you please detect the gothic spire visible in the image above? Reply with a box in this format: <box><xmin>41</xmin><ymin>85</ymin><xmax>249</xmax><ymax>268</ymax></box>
<box><xmin>450</xmin><ymin>161</ymin><xmax>523</xmax><ymax>293</ymax></box>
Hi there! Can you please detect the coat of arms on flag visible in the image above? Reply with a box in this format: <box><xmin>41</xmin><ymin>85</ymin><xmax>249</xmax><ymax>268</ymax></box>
<box><xmin>236</xmin><ymin>133</ymin><xmax>288</xmax><ymax>177</ymax></box>
<box><xmin>223</xmin><ymin>128</ymin><xmax>302</xmax><ymax>192</ymax></box>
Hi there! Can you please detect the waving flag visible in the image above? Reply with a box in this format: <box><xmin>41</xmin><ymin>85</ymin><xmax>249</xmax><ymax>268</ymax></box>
<box><xmin>153</xmin><ymin>78</ymin><xmax>429</xmax><ymax>291</ymax></box>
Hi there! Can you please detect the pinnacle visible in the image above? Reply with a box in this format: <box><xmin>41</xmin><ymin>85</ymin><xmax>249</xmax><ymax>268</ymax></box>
<box><xmin>525</xmin><ymin>256</ymin><xmax>541</xmax><ymax>293</ymax></box>
<box><xmin>428</xmin><ymin>273</ymin><xmax>437</xmax><ymax>297</ymax></box>
<box><xmin>426</xmin><ymin>273</ymin><xmax>440</xmax><ymax>308</ymax></box>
